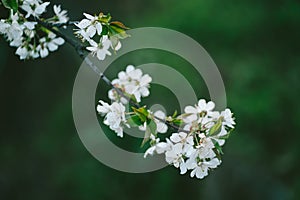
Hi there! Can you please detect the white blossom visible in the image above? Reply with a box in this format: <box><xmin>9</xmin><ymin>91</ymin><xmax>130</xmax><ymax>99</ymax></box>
<box><xmin>109</xmin><ymin>65</ymin><xmax>152</xmax><ymax>103</ymax></box>
<box><xmin>190</xmin><ymin>158</ymin><xmax>221</xmax><ymax>179</ymax></box>
<box><xmin>97</xmin><ymin>100</ymin><xmax>127</xmax><ymax>137</ymax></box>
<box><xmin>21</xmin><ymin>0</ymin><xmax>50</xmax><ymax>18</ymax></box>
<box><xmin>1</xmin><ymin>13</ymin><xmax>23</xmax><ymax>42</ymax></box>
<box><xmin>75</xmin><ymin>13</ymin><xmax>102</xmax><ymax>41</ymax></box>
<box><xmin>36</xmin><ymin>33</ymin><xmax>64</xmax><ymax>58</ymax></box>
<box><xmin>53</xmin><ymin>5</ymin><xmax>69</xmax><ymax>24</ymax></box>
<box><xmin>86</xmin><ymin>36</ymin><xmax>112</xmax><ymax>60</ymax></box>
<box><xmin>144</xmin><ymin>136</ymin><xmax>171</xmax><ymax>158</ymax></box>
<box><xmin>220</xmin><ymin>108</ymin><xmax>235</xmax><ymax>128</ymax></box>
<box><xmin>183</xmin><ymin>99</ymin><xmax>215</xmax><ymax>123</ymax></box>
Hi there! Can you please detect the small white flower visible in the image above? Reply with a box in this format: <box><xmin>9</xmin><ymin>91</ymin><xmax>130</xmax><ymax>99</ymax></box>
<box><xmin>36</xmin><ymin>42</ymin><xmax>49</xmax><ymax>58</ymax></box>
<box><xmin>16</xmin><ymin>46</ymin><xmax>29</xmax><ymax>60</ymax></box>
<box><xmin>97</xmin><ymin>100</ymin><xmax>127</xmax><ymax>137</ymax></box>
<box><xmin>10</xmin><ymin>37</ymin><xmax>23</xmax><ymax>47</ymax></box>
<box><xmin>110</xmin><ymin>65</ymin><xmax>152</xmax><ymax>103</ymax></box>
<box><xmin>165</xmin><ymin>143</ymin><xmax>185</xmax><ymax>168</ymax></box>
<box><xmin>144</xmin><ymin>137</ymin><xmax>171</xmax><ymax>158</ymax></box>
<box><xmin>0</xmin><ymin>20</ymin><xmax>10</xmax><ymax>34</ymax></box>
<box><xmin>46</xmin><ymin>32</ymin><xmax>65</xmax><ymax>51</ymax></box>
<box><xmin>23</xmin><ymin>22</ymin><xmax>37</xmax><ymax>30</ymax></box>
<box><xmin>36</xmin><ymin>33</ymin><xmax>64</xmax><ymax>58</ymax></box>
<box><xmin>86</xmin><ymin>36</ymin><xmax>112</xmax><ymax>60</ymax></box>
<box><xmin>75</xmin><ymin>13</ymin><xmax>102</xmax><ymax>40</ymax></box>
<box><xmin>190</xmin><ymin>158</ymin><xmax>221</xmax><ymax>179</ymax></box>
<box><xmin>220</xmin><ymin>108</ymin><xmax>235</xmax><ymax>128</ymax></box>
<box><xmin>170</xmin><ymin>132</ymin><xmax>194</xmax><ymax>145</ymax></box>
<box><xmin>21</xmin><ymin>0</ymin><xmax>50</xmax><ymax>18</ymax></box>
<box><xmin>1</xmin><ymin>13</ymin><xmax>24</xmax><ymax>42</ymax></box>
<box><xmin>53</xmin><ymin>5</ymin><xmax>69</xmax><ymax>24</ymax></box>
<box><xmin>183</xmin><ymin>99</ymin><xmax>215</xmax><ymax>123</ymax></box>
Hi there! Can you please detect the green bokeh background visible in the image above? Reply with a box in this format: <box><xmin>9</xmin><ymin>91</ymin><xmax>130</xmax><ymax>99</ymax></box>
<box><xmin>1</xmin><ymin>0</ymin><xmax>300</xmax><ymax>199</ymax></box>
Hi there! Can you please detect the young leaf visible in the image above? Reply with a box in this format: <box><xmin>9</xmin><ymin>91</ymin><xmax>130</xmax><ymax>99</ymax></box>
<box><xmin>132</xmin><ymin>106</ymin><xmax>149</xmax><ymax>122</ymax></box>
<box><xmin>2</xmin><ymin>0</ymin><xmax>18</xmax><ymax>12</ymax></box>
<box><xmin>110</xmin><ymin>21</ymin><xmax>130</xmax><ymax>30</ymax></box>
<box><xmin>147</xmin><ymin>119</ymin><xmax>157</xmax><ymax>135</ymax></box>
<box><xmin>127</xmin><ymin>115</ymin><xmax>143</xmax><ymax>127</ymax></box>
<box><xmin>141</xmin><ymin>126</ymin><xmax>151</xmax><ymax>147</ymax></box>
<box><xmin>212</xmin><ymin>139</ymin><xmax>223</xmax><ymax>157</ymax></box>
<box><xmin>172</xmin><ymin>110</ymin><xmax>178</xmax><ymax>118</ymax></box>
<box><xmin>207</xmin><ymin>117</ymin><xmax>222</xmax><ymax>136</ymax></box>
<box><xmin>172</xmin><ymin>118</ymin><xmax>184</xmax><ymax>126</ymax></box>
<box><xmin>109</xmin><ymin>23</ymin><xmax>130</xmax><ymax>39</ymax></box>
<box><xmin>141</xmin><ymin>120</ymin><xmax>157</xmax><ymax>147</ymax></box>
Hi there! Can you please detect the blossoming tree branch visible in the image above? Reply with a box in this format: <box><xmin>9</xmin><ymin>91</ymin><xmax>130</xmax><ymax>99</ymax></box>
<box><xmin>0</xmin><ymin>0</ymin><xmax>236</xmax><ymax>179</ymax></box>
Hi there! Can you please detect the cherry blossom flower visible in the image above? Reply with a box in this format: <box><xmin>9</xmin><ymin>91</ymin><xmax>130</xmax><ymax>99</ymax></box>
<box><xmin>52</xmin><ymin>5</ymin><xmax>69</xmax><ymax>24</ymax></box>
<box><xmin>97</xmin><ymin>100</ymin><xmax>127</xmax><ymax>137</ymax></box>
<box><xmin>21</xmin><ymin>0</ymin><xmax>50</xmax><ymax>18</ymax></box>
<box><xmin>183</xmin><ymin>99</ymin><xmax>216</xmax><ymax>123</ymax></box>
<box><xmin>75</xmin><ymin>13</ymin><xmax>102</xmax><ymax>41</ymax></box>
<box><xmin>109</xmin><ymin>65</ymin><xmax>152</xmax><ymax>103</ymax></box>
<box><xmin>144</xmin><ymin>135</ymin><xmax>171</xmax><ymax>158</ymax></box>
<box><xmin>190</xmin><ymin>158</ymin><xmax>221</xmax><ymax>179</ymax></box>
<box><xmin>86</xmin><ymin>36</ymin><xmax>112</xmax><ymax>60</ymax></box>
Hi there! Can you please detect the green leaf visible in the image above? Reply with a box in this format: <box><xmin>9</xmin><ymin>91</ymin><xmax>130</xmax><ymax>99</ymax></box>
<box><xmin>207</xmin><ymin>117</ymin><xmax>223</xmax><ymax>136</ymax></box>
<box><xmin>109</xmin><ymin>22</ymin><xmax>130</xmax><ymax>39</ymax></box>
<box><xmin>172</xmin><ymin>110</ymin><xmax>178</xmax><ymax>118</ymax></box>
<box><xmin>147</xmin><ymin>119</ymin><xmax>157</xmax><ymax>135</ymax></box>
<box><xmin>172</xmin><ymin>118</ymin><xmax>183</xmax><ymax>126</ymax></box>
<box><xmin>127</xmin><ymin>115</ymin><xmax>143</xmax><ymax>127</ymax></box>
<box><xmin>2</xmin><ymin>0</ymin><xmax>18</xmax><ymax>12</ymax></box>
<box><xmin>212</xmin><ymin>139</ymin><xmax>223</xmax><ymax>160</ymax></box>
<box><xmin>141</xmin><ymin>120</ymin><xmax>157</xmax><ymax>147</ymax></box>
<box><xmin>101</xmin><ymin>25</ymin><xmax>109</xmax><ymax>35</ymax></box>
<box><xmin>110</xmin><ymin>21</ymin><xmax>130</xmax><ymax>30</ymax></box>
<box><xmin>132</xmin><ymin>106</ymin><xmax>149</xmax><ymax>122</ymax></box>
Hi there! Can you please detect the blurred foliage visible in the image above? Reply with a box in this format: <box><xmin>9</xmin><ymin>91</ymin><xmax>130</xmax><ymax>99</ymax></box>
<box><xmin>1</xmin><ymin>0</ymin><xmax>300</xmax><ymax>199</ymax></box>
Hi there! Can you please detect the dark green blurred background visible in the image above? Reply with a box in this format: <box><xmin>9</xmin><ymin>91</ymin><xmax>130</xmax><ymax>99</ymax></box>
<box><xmin>1</xmin><ymin>0</ymin><xmax>300</xmax><ymax>199</ymax></box>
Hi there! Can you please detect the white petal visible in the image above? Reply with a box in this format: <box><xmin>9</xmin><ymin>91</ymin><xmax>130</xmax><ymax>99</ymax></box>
<box><xmin>154</xmin><ymin>110</ymin><xmax>166</xmax><ymax>119</ymax></box>
<box><xmin>157</xmin><ymin>123</ymin><xmax>168</xmax><ymax>133</ymax></box>
<box><xmin>47</xmin><ymin>42</ymin><xmax>58</xmax><ymax>51</ymax></box>
<box><xmin>139</xmin><ymin>87</ymin><xmax>150</xmax><ymax>97</ymax></box>
<box><xmin>126</xmin><ymin>65</ymin><xmax>135</xmax><ymax>73</ymax></box>
<box><xmin>128</xmin><ymin>69</ymin><xmax>142</xmax><ymax>80</ymax></box>
<box><xmin>86</xmin><ymin>25</ymin><xmax>96</xmax><ymax>38</ymax></box>
<box><xmin>140</xmin><ymin>74</ymin><xmax>152</xmax><ymax>86</ymax></box>
<box><xmin>206</xmin><ymin>101</ymin><xmax>215</xmax><ymax>111</ymax></box>
<box><xmin>184</xmin><ymin>106</ymin><xmax>198</xmax><ymax>114</ymax></box>
<box><xmin>170</xmin><ymin>133</ymin><xmax>181</xmax><ymax>143</ymax></box>
<box><xmin>83</xmin><ymin>13</ymin><xmax>95</xmax><ymax>20</ymax></box>
<box><xmin>40</xmin><ymin>48</ymin><xmax>49</xmax><ymax>58</ymax></box>
<box><xmin>76</xmin><ymin>19</ymin><xmax>91</xmax><ymax>29</ymax></box>
<box><xmin>53</xmin><ymin>37</ymin><xmax>64</xmax><ymax>45</ymax></box>
<box><xmin>95</xmin><ymin>22</ymin><xmax>102</xmax><ymax>35</ymax></box>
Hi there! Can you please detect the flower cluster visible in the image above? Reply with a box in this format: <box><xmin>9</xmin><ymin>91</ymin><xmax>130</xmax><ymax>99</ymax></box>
<box><xmin>144</xmin><ymin>99</ymin><xmax>235</xmax><ymax>179</ymax></box>
<box><xmin>75</xmin><ymin>12</ymin><xmax>129</xmax><ymax>61</ymax></box>
<box><xmin>97</xmin><ymin>100</ymin><xmax>128</xmax><ymax>137</ymax></box>
<box><xmin>97</xmin><ymin>65</ymin><xmax>236</xmax><ymax>180</ymax></box>
<box><xmin>97</xmin><ymin>65</ymin><xmax>163</xmax><ymax>137</ymax></box>
<box><xmin>0</xmin><ymin>0</ymin><xmax>68</xmax><ymax>59</ymax></box>
<box><xmin>109</xmin><ymin>65</ymin><xmax>152</xmax><ymax>103</ymax></box>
